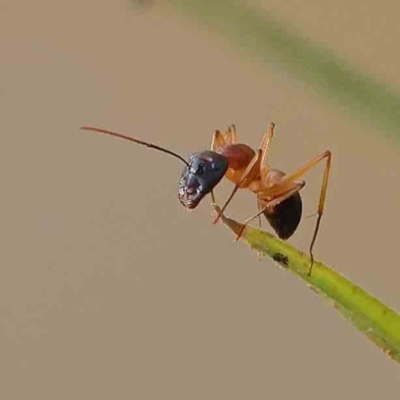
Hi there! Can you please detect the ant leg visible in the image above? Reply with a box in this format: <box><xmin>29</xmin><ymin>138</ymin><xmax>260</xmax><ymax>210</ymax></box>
<box><xmin>210</xmin><ymin>129</ymin><xmax>226</xmax><ymax>152</ymax></box>
<box><xmin>260</xmin><ymin>122</ymin><xmax>275</xmax><ymax>168</ymax></box>
<box><xmin>223</xmin><ymin>124</ymin><xmax>238</xmax><ymax>144</ymax></box>
<box><xmin>235</xmin><ymin>181</ymin><xmax>305</xmax><ymax>241</ymax></box>
<box><xmin>209</xmin><ymin>125</ymin><xmax>239</xmax><ymax>214</ymax></box>
<box><xmin>209</xmin><ymin>130</ymin><xmax>228</xmax><ymax>206</ymax></box>
<box><xmin>256</xmin><ymin>198</ymin><xmax>262</xmax><ymax>228</ymax></box>
<box><xmin>213</xmin><ymin>123</ymin><xmax>276</xmax><ymax>224</ymax></box>
<box><xmin>258</xmin><ymin>150</ymin><xmax>332</xmax><ymax>275</ymax></box>
<box><xmin>210</xmin><ymin>124</ymin><xmax>238</xmax><ymax>153</ymax></box>
<box><xmin>213</xmin><ymin>149</ymin><xmax>262</xmax><ymax>224</ymax></box>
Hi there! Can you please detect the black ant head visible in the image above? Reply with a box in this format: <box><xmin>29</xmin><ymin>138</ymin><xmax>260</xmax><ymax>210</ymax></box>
<box><xmin>178</xmin><ymin>150</ymin><xmax>228</xmax><ymax>209</ymax></box>
<box><xmin>79</xmin><ymin>126</ymin><xmax>229</xmax><ymax>210</ymax></box>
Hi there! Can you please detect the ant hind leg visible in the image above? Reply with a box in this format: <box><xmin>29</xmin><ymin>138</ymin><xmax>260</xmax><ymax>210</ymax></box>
<box><xmin>256</xmin><ymin>150</ymin><xmax>331</xmax><ymax>276</ymax></box>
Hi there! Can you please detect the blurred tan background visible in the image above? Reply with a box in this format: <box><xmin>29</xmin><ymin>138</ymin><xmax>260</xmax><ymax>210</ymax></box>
<box><xmin>1</xmin><ymin>1</ymin><xmax>400</xmax><ymax>399</ymax></box>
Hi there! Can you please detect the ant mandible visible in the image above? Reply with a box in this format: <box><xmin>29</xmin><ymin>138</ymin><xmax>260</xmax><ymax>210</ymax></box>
<box><xmin>81</xmin><ymin>122</ymin><xmax>331</xmax><ymax>275</ymax></box>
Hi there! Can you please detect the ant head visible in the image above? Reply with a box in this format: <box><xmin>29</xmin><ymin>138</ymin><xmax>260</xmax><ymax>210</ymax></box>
<box><xmin>178</xmin><ymin>150</ymin><xmax>228</xmax><ymax>209</ymax></box>
<box><xmin>80</xmin><ymin>126</ymin><xmax>228</xmax><ymax>210</ymax></box>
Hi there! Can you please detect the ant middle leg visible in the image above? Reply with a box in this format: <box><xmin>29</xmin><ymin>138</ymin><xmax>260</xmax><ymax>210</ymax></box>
<box><xmin>260</xmin><ymin>122</ymin><xmax>275</xmax><ymax>167</ymax></box>
<box><xmin>254</xmin><ymin>121</ymin><xmax>276</xmax><ymax>229</ymax></box>
<box><xmin>235</xmin><ymin>180</ymin><xmax>305</xmax><ymax>242</ymax></box>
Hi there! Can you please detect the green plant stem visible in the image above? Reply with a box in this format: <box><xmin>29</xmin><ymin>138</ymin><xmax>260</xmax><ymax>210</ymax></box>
<box><xmin>212</xmin><ymin>204</ymin><xmax>400</xmax><ymax>363</ymax></box>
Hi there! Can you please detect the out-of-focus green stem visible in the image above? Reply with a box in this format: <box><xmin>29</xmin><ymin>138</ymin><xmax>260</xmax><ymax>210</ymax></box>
<box><xmin>212</xmin><ymin>204</ymin><xmax>400</xmax><ymax>363</ymax></box>
<box><xmin>168</xmin><ymin>0</ymin><xmax>400</xmax><ymax>142</ymax></box>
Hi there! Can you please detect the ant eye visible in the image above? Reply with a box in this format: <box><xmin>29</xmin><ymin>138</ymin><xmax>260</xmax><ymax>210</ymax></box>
<box><xmin>196</xmin><ymin>164</ymin><xmax>205</xmax><ymax>174</ymax></box>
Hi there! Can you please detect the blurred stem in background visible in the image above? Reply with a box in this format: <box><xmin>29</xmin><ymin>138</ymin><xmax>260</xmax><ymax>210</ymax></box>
<box><xmin>164</xmin><ymin>0</ymin><xmax>400</xmax><ymax>143</ymax></box>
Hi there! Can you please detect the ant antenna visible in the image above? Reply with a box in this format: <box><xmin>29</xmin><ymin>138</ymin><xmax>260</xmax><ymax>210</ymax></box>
<box><xmin>80</xmin><ymin>126</ymin><xmax>190</xmax><ymax>167</ymax></box>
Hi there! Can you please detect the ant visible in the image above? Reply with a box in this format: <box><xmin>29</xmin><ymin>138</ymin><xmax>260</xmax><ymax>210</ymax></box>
<box><xmin>81</xmin><ymin>122</ymin><xmax>331</xmax><ymax>275</ymax></box>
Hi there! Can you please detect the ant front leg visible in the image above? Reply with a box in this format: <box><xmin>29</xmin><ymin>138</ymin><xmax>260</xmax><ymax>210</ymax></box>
<box><xmin>210</xmin><ymin>129</ymin><xmax>225</xmax><ymax>206</ymax></box>
<box><xmin>212</xmin><ymin>149</ymin><xmax>262</xmax><ymax>224</ymax></box>
<box><xmin>224</xmin><ymin>124</ymin><xmax>238</xmax><ymax>144</ymax></box>
<box><xmin>210</xmin><ymin>130</ymin><xmax>225</xmax><ymax>152</ymax></box>
<box><xmin>210</xmin><ymin>124</ymin><xmax>239</xmax><ymax>151</ymax></box>
<box><xmin>209</xmin><ymin>126</ymin><xmax>238</xmax><ymax>206</ymax></box>
<box><xmin>212</xmin><ymin>122</ymin><xmax>276</xmax><ymax>224</ymax></box>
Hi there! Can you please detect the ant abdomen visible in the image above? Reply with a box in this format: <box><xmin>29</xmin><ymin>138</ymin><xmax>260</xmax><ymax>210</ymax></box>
<box><xmin>262</xmin><ymin>192</ymin><xmax>303</xmax><ymax>240</ymax></box>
